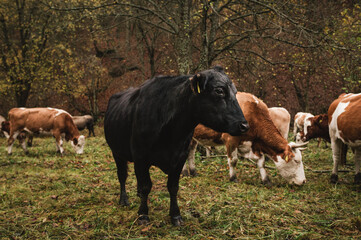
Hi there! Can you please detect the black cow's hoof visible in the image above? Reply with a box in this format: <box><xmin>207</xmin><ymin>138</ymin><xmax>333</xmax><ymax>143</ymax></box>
<box><xmin>119</xmin><ymin>198</ymin><xmax>129</xmax><ymax>206</ymax></box>
<box><xmin>171</xmin><ymin>215</ymin><xmax>183</xmax><ymax>227</ymax></box>
<box><xmin>330</xmin><ymin>174</ymin><xmax>338</xmax><ymax>184</ymax></box>
<box><xmin>354</xmin><ymin>173</ymin><xmax>361</xmax><ymax>184</ymax></box>
<box><xmin>229</xmin><ymin>176</ymin><xmax>238</xmax><ymax>182</ymax></box>
<box><xmin>137</xmin><ymin>215</ymin><xmax>150</xmax><ymax>225</ymax></box>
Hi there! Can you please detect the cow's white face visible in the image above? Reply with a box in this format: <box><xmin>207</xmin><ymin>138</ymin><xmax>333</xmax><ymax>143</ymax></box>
<box><xmin>71</xmin><ymin>135</ymin><xmax>85</xmax><ymax>154</ymax></box>
<box><xmin>274</xmin><ymin>144</ymin><xmax>306</xmax><ymax>185</ymax></box>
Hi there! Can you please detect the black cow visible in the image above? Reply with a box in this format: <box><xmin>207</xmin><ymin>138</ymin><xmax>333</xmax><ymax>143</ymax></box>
<box><xmin>104</xmin><ymin>66</ymin><xmax>249</xmax><ymax>226</ymax></box>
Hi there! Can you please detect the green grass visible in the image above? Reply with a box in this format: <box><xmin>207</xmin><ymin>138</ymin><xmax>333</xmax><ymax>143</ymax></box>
<box><xmin>1</xmin><ymin>128</ymin><xmax>360</xmax><ymax>239</ymax></box>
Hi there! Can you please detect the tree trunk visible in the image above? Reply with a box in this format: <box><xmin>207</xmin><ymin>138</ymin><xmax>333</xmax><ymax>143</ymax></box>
<box><xmin>175</xmin><ymin>0</ymin><xmax>192</xmax><ymax>74</ymax></box>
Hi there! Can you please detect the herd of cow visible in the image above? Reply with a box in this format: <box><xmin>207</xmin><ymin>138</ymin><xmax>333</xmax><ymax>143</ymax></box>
<box><xmin>0</xmin><ymin>109</ymin><xmax>94</xmax><ymax>155</ymax></box>
<box><xmin>1</xmin><ymin>66</ymin><xmax>361</xmax><ymax>226</ymax></box>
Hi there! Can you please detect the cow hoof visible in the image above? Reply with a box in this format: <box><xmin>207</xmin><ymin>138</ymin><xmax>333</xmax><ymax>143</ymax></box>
<box><xmin>229</xmin><ymin>176</ymin><xmax>238</xmax><ymax>182</ymax></box>
<box><xmin>171</xmin><ymin>215</ymin><xmax>183</xmax><ymax>226</ymax></box>
<box><xmin>182</xmin><ymin>170</ymin><xmax>190</xmax><ymax>177</ymax></box>
<box><xmin>137</xmin><ymin>215</ymin><xmax>150</xmax><ymax>225</ymax></box>
<box><xmin>354</xmin><ymin>173</ymin><xmax>361</xmax><ymax>184</ymax></box>
<box><xmin>189</xmin><ymin>169</ymin><xmax>197</xmax><ymax>177</ymax></box>
<box><xmin>330</xmin><ymin>174</ymin><xmax>338</xmax><ymax>184</ymax></box>
<box><xmin>119</xmin><ymin>198</ymin><xmax>129</xmax><ymax>206</ymax></box>
<box><xmin>262</xmin><ymin>177</ymin><xmax>272</xmax><ymax>187</ymax></box>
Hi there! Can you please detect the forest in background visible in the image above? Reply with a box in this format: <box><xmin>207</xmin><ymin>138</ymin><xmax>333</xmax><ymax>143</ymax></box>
<box><xmin>0</xmin><ymin>0</ymin><xmax>360</xmax><ymax>121</ymax></box>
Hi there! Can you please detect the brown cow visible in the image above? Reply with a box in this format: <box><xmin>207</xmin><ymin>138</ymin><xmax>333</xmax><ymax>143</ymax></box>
<box><xmin>293</xmin><ymin>112</ymin><xmax>314</xmax><ymax>143</ymax></box>
<box><xmin>0</xmin><ymin>115</ymin><xmax>9</xmax><ymax>138</ymax></box>
<box><xmin>182</xmin><ymin>106</ymin><xmax>291</xmax><ymax>177</ymax></box>
<box><xmin>328</xmin><ymin>93</ymin><xmax>361</xmax><ymax>184</ymax></box>
<box><xmin>299</xmin><ymin>114</ymin><xmax>330</xmax><ymax>143</ymax></box>
<box><xmin>7</xmin><ymin>107</ymin><xmax>85</xmax><ymax>155</ymax></box>
<box><xmin>183</xmin><ymin>93</ymin><xmax>307</xmax><ymax>185</ymax></box>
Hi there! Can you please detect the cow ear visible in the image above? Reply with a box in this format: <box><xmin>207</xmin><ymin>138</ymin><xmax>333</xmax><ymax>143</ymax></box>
<box><xmin>73</xmin><ymin>138</ymin><xmax>78</xmax><ymax>145</ymax></box>
<box><xmin>189</xmin><ymin>73</ymin><xmax>208</xmax><ymax>94</ymax></box>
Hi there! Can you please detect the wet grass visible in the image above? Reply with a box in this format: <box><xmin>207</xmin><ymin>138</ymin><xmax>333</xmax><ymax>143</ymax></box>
<box><xmin>0</xmin><ymin>128</ymin><xmax>360</xmax><ymax>239</ymax></box>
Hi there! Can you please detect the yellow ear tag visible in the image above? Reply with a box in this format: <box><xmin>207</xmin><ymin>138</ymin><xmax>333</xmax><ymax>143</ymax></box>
<box><xmin>285</xmin><ymin>155</ymin><xmax>289</xmax><ymax>162</ymax></box>
<box><xmin>197</xmin><ymin>82</ymin><xmax>201</xmax><ymax>93</ymax></box>
<box><xmin>319</xmin><ymin>119</ymin><xmax>322</xmax><ymax>123</ymax></box>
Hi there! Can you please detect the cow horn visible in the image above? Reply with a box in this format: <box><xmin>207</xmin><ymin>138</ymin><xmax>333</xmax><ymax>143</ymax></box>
<box><xmin>289</xmin><ymin>141</ymin><xmax>309</xmax><ymax>148</ymax></box>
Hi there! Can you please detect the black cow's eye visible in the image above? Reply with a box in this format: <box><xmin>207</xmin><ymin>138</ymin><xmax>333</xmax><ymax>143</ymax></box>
<box><xmin>214</xmin><ymin>87</ymin><xmax>225</xmax><ymax>97</ymax></box>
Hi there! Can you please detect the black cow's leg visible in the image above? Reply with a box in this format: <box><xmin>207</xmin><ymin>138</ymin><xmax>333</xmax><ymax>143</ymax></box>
<box><xmin>167</xmin><ymin>171</ymin><xmax>183</xmax><ymax>226</ymax></box>
<box><xmin>114</xmin><ymin>154</ymin><xmax>129</xmax><ymax>206</ymax></box>
<box><xmin>134</xmin><ymin>163</ymin><xmax>152</xmax><ymax>225</ymax></box>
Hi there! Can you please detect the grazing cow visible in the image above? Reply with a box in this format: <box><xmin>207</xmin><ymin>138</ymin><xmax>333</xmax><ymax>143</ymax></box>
<box><xmin>268</xmin><ymin>107</ymin><xmax>291</xmax><ymax>140</ymax></box>
<box><xmin>293</xmin><ymin>112</ymin><xmax>314</xmax><ymax>143</ymax></box>
<box><xmin>104</xmin><ymin>66</ymin><xmax>249</xmax><ymax>226</ymax></box>
<box><xmin>0</xmin><ymin>115</ymin><xmax>9</xmax><ymax>138</ymax></box>
<box><xmin>182</xmin><ymin>106</ymin><xmax>291</xmax><ymax>177</ymax></box>
<box><xmin>184</xmin><ymin>93</ymin><xmax>307</xmax><ymax>185</ymax></box>
<box><xmin>72</xmin><ymin>115</ymin><xmax>95</xmax><ymax>137</ymax></box>
<box><xmin>1</xmin><ymin>120</ymin><xmax>28</xmax><ymax>146</ymax></box>
<box><xmin>328</xmin><ymin>93</ymin><xmax>361</xmax><ymax>184</ymax></box>
<box><xmin>299</xmin><ymin>114</ymin><xmax>330</xmax><ymax>143</ymax></box>
<box><xmin>7</xmin><ymin>107</ymin><xmax>85</xmax><ymax>155</ymax></box>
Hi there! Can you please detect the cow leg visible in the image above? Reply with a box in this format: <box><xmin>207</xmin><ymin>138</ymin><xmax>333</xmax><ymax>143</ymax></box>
<box><xmin>91</xmin><ymin>126</ymin><xmax>95</xmax><ymax>137</ymax></box>
<box><xmin>226</xmin><ymin>146</ymin><xmax>238</xmax><ymax>182</ymax></box>
<box><xmin>7</xmin><ymin>131</ymin><xmax>20</xmax><ymax>155</ymax></box>
<box><xmin>27</xmin><ymin>134</ymin><xmax>33</xmax><ymax>147</ymax></box>
<box><xmin>340</xmin><ymin>143</ymin><xmax>348</xmax><ymax>166</ymax></box>
<box><xmin>206</xmin><ymin>148</ymin><xmax>211</xmax><ymax>157</ymax></box>
<box><xmin>53</xmin><ymin>132</ymin><xmax>64</xmax><ymax>155</ymax></box>
<box><xmin>354</xmin><ymin>148</ymin><xmax>361</xmax><ymax>184</ymax></box>
<box><xmin>257</xmin><ymin>155</ymin><xmax>271</xmax><ymax>186</ymax></box>
<box><xmin>168</xmin><ymin>169</ymin><xmax>184</xmax><ymax>226</ymax></box>
<box><xmin>18</xmin><ymin>133</ymin><xmax>28</xmax><ymax>154</ymax></box>
<box><xmin>182</xmin><ymin>139</ymin><xmax>197</xmax><ymax>176</ymax></box>
<box><xmin>134</xmin><ymin>163</ymin><xmax>152</xmax><ymax>225</ymax></box>
<box><xmin>293</xmin><ymin>124</ymin><xmax>298</xmax><ymax>141</ymax></box>
<box><xmin>113</xmin><ymin>154</ymin><xmax>129</xmax><ymax>206</ymax></box>
<box><xmin>330</xmin><ymin>138</ymin><xmax>343</xmax><ymax>184</ymax></box>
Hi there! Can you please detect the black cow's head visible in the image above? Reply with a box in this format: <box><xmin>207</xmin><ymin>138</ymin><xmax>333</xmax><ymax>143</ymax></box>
<box><xmin>190</xmin><ymin>66</ymin><xmax>249</xmax><ymax>136</ymax></box>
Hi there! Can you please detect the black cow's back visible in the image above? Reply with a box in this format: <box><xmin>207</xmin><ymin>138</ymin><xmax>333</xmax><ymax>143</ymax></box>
<box><xmin>104</xmin><ymin>76</ymin><xmax>194</xmax><ymax>169</ymax></box>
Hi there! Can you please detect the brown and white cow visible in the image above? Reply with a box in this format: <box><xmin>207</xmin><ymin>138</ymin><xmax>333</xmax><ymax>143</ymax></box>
<box><xmin>268</xmin><ymin>107</ymin><xmax>291</xmax><ymax>140</ymax></box>
<box><xmin>0</xmin><ymin>115</ymin><xmax>9</xmax><ymax>138</ymax></box>
<box><xmin>183</xmin><ymin>93</ymin><xmax>307</xmax><ymax>185</ymax></box>
<box><xmin>293</xmin><ymin>112</ymin><xmax>314</xmax><ymax>143</ymax></box>
<box><xmin>328</xmin><ymin>93</ymin><xmax>361</xmax><ymax>184</ymax></box>
<box><xmin>7</xmin><ymin>107</ymin><xmax>85</xmax><ymax>155</ymax></box>
<box><xmin>299</xmin><ymin>114</ymin><xmax>330</xmax><ymax>143</ymax></box>
<box><xmin>182</xmin><ymin>106</ymin><xmax>293</xmax><ymax>179</ymax></box>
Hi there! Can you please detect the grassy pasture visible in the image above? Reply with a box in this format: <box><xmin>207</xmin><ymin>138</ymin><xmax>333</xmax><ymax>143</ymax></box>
<box><xmin>0</xmin><ymin>127</ymin><xmax>360</xmax><ymax>239</ymax></box>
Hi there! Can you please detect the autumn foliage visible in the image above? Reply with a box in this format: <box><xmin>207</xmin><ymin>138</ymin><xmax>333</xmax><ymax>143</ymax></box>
<box><xmin>0</xmin><ymin>0</ymin><xmax>360</xmax><ymax>120</ymax></box>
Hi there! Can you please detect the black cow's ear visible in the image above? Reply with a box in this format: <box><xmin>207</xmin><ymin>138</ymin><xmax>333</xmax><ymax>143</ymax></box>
<box><xmin>73</xmin><ymin>138</ymin><xmax>78</xmax><ymax>145</ymax></box>
<box><xmin>189</xmin><ymin>73</ymin><xmax>208</xmax><ymax>94</ymax></box>
<box><xmin>213</xmin><ymin>65</ymin><xmax>224</xmax><ymax>73</ymax></box>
